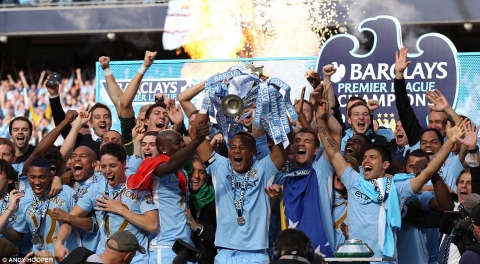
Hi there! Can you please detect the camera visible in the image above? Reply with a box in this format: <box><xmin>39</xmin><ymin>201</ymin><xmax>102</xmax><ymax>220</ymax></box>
<box><xmin>440</xmin><ymin>211</ymin><xmax>477</xmax><ymax>248</ymax></box>
<box><xmin>47</xmin><ymin>72</ymin><xmax>61</xmax><ymax>87</ymax></box>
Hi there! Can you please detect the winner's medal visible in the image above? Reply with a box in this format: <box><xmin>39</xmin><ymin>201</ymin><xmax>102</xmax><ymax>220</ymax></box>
<box><xmin>231</xmin><ymin>168</ymin><xmax>251</xmax><ymax>226</ymax></box>
<box><xmin>31</xmin><ymin>236</ymin><xmax>41</xmax><ymax>245</ymax></box>
<box><xmin>237</xmin><ymin>216</ymin><xmax>245</xmax><ymax>226</ymax></box>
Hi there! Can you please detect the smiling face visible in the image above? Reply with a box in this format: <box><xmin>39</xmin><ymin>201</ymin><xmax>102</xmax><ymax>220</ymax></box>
<box><xmin>395</xmin><ymin>120</ymin><xmax>409</xmax><ymax>147</ymax></box>
<box><xmin>189</xmin><ymin>160</ymin><xmax>207</xmax><ymax>193</ymax></box>
<box><xmin>428</xmin><ymin>111</ymin><xmax>447</xmax><ymax>137</ymax></box>
<box><xmin>228</xmin><ymin>134</ymin><xmax>256</xmax><ymax>173</ymax></box>
<box><xmin>344</xmin><ymin>135</ymin><xmax>368</xmax><ymax>162</ymax></box>
<box><xmin>142</xmin><ymin>135</ymin><xmax>159</xmax><ymax>159</ymax></box>
<box><xmin>147</xmin><ymin>106</ymin><xmax>170</xmax><ymax>132</ymax></box>
<box><xmin>10</xmin><ymin>120</ymin><xmax>31</xmax><ymax>151</ymax></box>
<box><xmin>90</xmin><ymin>107</ymin><xmax>112</xmax><ymax>137</ymax></box>
<box><xmin>362</xmin><ymin>149</ymin><xmax>389</xmax><ymax>180</ymax></box>
<box><xmin>292</xmin><ymin>132</ymin><xmax>318</xmax><ymax>168</ymax></box>
<box><xmin>70</xmin><ymin>146</ymin><xmax>97</xmax><ymax>182</ymax></box>
<box><xmin>348</xmin><ymin>105</ymin><xmax>371</xmax><ymax>135</ymax></box>
<box><xmin>28</xmin><ymin>166</ymin><xmax>52</xmax><ymax>197</ymax></box>
<box><xmin>420</xmin><ymin>131</ymin><xmax>442</xmax><ymax>159</ymax></box>
<box><xmin>100</xmin><ymin>154</ymin><xmax>127</xmax><ymax>187</ymax></box>
<box><xmin>457</xmin><ymin>171</ymin><xmax>472</xmax><ymax>205</ymax></box>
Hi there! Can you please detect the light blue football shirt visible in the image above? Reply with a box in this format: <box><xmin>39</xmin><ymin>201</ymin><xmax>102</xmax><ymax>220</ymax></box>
<box><xmin>341</xmin><ymin>167</ymin><xmax>414</xmax><ymax>262</ymax></box>
<box><xmin>149</xmin><ymin>173</ymin><xmax>192</xmax><ymax>247</ymax></box>
<box><xmin>206</xmin><ymin>153</ymin><xmax>278</xmax><ymax>250</ymax></box>
<box><xmin>13</xmin><ymin>186</ymin><xmax>78</xmax><ymax>255</ymax></box>
<box><xmin>77</xmin><ymin>181</ymin><xmax>156</xmax><ymax>264</ymax></box>
<box><xmin>73</xmin><ymin>172</ymin><xmax>106</xmax><ymax>252</ymax></box>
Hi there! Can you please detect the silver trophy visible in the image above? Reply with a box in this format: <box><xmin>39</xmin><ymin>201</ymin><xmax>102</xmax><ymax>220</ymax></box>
<box><xmin>220</xmin><ymin>63</ymin><xmax>268</xmax><ymax>118</ymax></box>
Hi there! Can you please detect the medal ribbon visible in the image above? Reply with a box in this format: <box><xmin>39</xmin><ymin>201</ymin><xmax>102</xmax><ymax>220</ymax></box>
<box><xmin>100</xmin><ymin>182</ymin><xmax>127</xmax><ymax>236</ymax></box>
<box><xmin>231</xmin><ymin>168</ymin><xmax>251</xmax><ymax>219</ymax></box>
<box><xmin>1</xmin><ymin>193</ymin><xmax>10</xmax><ymax>215</ymax></box>
<box><xmin>30</xmin><ymin>193</ymin><xmax>52</xmax><ymax>241</ymax></box>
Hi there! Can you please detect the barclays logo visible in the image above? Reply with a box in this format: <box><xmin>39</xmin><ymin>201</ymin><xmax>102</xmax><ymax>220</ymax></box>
<box><xmin>317</xmin><ymin>15</ymin><xmax>458</xmax><ymax>129</ymax></box>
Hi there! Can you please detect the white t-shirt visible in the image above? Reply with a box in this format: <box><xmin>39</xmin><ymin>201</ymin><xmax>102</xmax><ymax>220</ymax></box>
<box><xmin>86</xmin><ymin>254</ymin><xmax>104</xmax><ymax>263</ymax></box>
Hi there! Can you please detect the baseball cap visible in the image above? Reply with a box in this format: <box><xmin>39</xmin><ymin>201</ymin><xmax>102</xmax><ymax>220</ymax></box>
<box><xmin>107</xmin><ymin>230</ymin><xmax>146</xmax><ymax>254</ymax></box>
<box><xmin>470</xmin><ymin>203</ymin><xmax>480</xmax><ymax>226</ymax></box>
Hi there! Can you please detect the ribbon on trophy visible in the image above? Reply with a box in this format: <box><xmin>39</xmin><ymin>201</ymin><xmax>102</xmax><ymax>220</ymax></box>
<box><xmin>200</xmin><ymin>65</ymin><xmax>298</xmax><ymax>148</ymax></box>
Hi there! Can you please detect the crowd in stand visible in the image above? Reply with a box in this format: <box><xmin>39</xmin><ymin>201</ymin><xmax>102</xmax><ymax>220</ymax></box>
<box><xmin>1</xmin><ymin>47</ymin><xmax>480</xmax><ymax>264</ymax></box>
<box><xmin>0</xmin><ymin>66</ymin><xmax>95</xmax><ymax>145</ymax></box>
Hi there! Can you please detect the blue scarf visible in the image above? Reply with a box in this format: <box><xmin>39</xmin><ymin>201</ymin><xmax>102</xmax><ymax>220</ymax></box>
<box><xmin>284</xmin><ymin>167</ymin><xmax>333</xmax><ymax>257</ymax></box>
<box><xmin>358</xmin><ymin>173</ymin><xmax>414</xmax><ymax>257</ymax></box>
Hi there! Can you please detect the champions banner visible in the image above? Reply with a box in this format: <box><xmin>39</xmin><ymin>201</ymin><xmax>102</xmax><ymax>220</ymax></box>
<box><xmin>96</xmin><ymin>16</ymin><xmax>479</xmax><ymax>134</ymax></box>
<box><xmin>317</xmin><ymin>15</ymin><xmax>458</xmax><ymax>130</ymax></box>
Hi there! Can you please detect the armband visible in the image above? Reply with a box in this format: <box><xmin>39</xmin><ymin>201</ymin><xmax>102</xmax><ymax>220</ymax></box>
<box><xmin>203</xmin><ymin>153</ymin><xmax>216</xmax><ymax>167</ymax></box>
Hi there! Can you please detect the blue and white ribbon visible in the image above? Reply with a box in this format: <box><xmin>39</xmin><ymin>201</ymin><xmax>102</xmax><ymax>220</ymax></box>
<box><xmin>268</xmin><ymin>78</ymin><xmax>298</xmax><ymax>122</ymax></box>
<box><xmin>201</xmin><ymin>66</ymin><xmax>297</xmax><ymax>148</ymax></box>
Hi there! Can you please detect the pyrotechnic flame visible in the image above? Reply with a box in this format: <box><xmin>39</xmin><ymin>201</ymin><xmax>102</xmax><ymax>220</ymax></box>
<box><xmin>182</xmin><ymin>0</ymin><xmax>256</xmax><ymax>59</ymax></box>
<box><xmin>181</xmin><ymin>0</ymin><xmax>355</xmax><ymax>59</ymax></box>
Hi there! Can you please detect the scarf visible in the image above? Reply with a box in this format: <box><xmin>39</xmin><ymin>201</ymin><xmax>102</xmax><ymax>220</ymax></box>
<box><xmin>126</xmin><ymin>154</ymin><xmax>187</xmax><ymax>193</ymax></box>
<box><xmin>358</xmin><ymin>173</ymin><xmax>413</xmax><ymax>257</ymax></box>
<box><xmin>189</xmin><ymin>184</ymin><xmax>215</xmax><ymax>211</ymax></box>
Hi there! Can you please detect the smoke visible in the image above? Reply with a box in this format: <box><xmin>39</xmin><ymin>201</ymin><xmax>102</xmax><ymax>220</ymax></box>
<box><xmin>346</xmin><ymin>0</ymin><xmax>422</xmax><ymax>52</ymax></box>
<box><xmin>253</xmin><ymin>2</ymin><xmax>320</xmax><ymax>57</ymax></box>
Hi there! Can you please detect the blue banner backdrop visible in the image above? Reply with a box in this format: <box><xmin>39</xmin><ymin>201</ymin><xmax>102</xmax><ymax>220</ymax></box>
<box><xmin>95</xmin><ymin>53</ymin><xmax>479</xmax><ymax>134</ymax></box>
<box><xmin>95</xmin><ymin>16</ymin><xmax>480</xmax><ymax>134</ymax></box>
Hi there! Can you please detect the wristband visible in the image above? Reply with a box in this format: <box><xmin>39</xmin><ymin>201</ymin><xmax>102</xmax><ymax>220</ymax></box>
<box><xmin>468</xmin><ymin>145</ymin><xmax>479</xmax><ymax>154</ymax></box>
<box><xmin>196</xmin><ymin>224</ymin><xmax>204</xmax><ymax>236</ymax></box>
<box><xmin>138</xmin><ymin>65</ymin><xmax>149</xmax><ymax>75</ymax></box>
<box><xmin>103</xmin><ymin>68</ymin><xmax>113</xmax><ymax>76</ymax></box>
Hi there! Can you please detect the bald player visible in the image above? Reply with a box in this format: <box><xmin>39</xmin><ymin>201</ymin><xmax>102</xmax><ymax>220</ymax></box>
<box><xmin>52</xmin><ymin>145</ymin><xmax>106</xmax><ymax>252</ymax></box>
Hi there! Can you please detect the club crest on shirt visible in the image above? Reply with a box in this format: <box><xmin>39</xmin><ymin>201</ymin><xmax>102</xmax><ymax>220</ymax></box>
<box><xmin>250</xmin><ymin>169</ymin><xmax>258</xmax><ymax>179</ymax></box>
<box><xmin>73</xmin><ymin>188</ymin><xmax>88</xmax><ymax>201</ymax></box>
<box><xmin>170</xmin><ymin>174</ymin><xmax>179</xmax><ymax>183</ymax></box>
<box><xmin>145</xmin><ymin>194</ymin><xmax>154</xmax><ymax>205</ymax></box>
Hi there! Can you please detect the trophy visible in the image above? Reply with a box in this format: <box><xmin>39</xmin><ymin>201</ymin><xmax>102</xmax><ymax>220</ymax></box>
<box><xmin>220</xmin><ymin>62</ymin><xmax>267</xmax><ymax>118</ymax></box>
<box><xmin>200</xmin><ymin>63</ymin><xmax>295</xmax><ymax>148</ymax></box>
